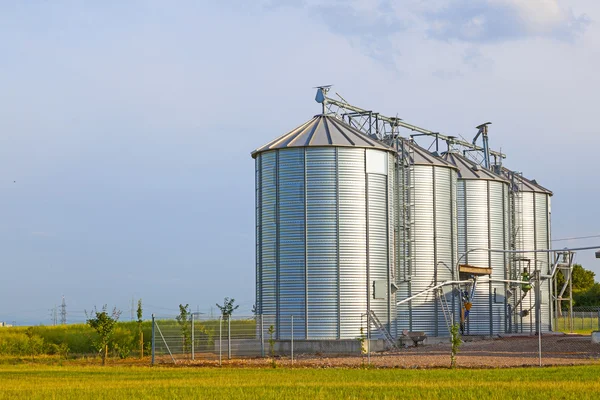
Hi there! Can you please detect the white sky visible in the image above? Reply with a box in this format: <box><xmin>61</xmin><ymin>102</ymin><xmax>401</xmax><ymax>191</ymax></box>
<box><xmin>0</xmin><ymin>0</ymin><xmax>598</xmax><ymax>324</ymax></box>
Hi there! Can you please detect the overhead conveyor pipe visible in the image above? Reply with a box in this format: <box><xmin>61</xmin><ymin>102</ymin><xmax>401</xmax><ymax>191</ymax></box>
<box><xmin>460</xmin><ymin>245</ymin><xmax>600</xmax><ymax>255</ymax></box>
<box><xmin>456</xmin><ymin>245</ymin><xmax>600</xmax><ymax>277</ymax></box>
<box><xmin>320</xmin><ymin>94</ymin><xmax>506</xmax><ymax>160</ymax></box>
<box><xmin>396</xmin><ymin>280</ymin><xmax>473</xmax><ymax>306</ymax></box>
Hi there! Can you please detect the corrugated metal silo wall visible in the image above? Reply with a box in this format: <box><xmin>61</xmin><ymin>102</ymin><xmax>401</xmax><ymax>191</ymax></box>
<box><xmin>512</xmin><ymin>192</ymin><xmax>552</xmax><ymax>333</ymax></box>
<box><xmin>396</xmin><ymin>165</ymin><xmax>458</xmax><ymax>337</ymax></box>
<box><xmin>257</xmin><ymin>151</ymin><xmax>277</xmax><ymax>330</ymax></box>
<box><xmin>305</xmin><ymin>148</ymin><xmax>338</xmax><ymax>338</ymax></box>
<box><xmin>458</xmin><ymin>180</ymin><xmax>509</xmax><ymax>335</ymax></box>
<box><xmin>279</xmin><ymin>148</ymin><xmax>306</xmax><ymax>338</ymax></box>
<box><xmin>338</xmin><ymin>148</ymin><xmax>367</xmax><ymax>338</ymax></box>
<box><xmin>256</xmin><ymin>147</ymin><xmax>396</xmax><ymax>340</ymax></box>
<box><xmin>536</xmin><ymin>194</ymin><xmax>552</xmax><ymax>332</ymax></box>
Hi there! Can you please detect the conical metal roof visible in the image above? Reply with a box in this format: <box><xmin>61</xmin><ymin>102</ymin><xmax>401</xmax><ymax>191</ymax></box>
<box><xmin>251</xmin><ymin>115</ymin><xmax>393</xmax><ymax>158</ymax></box>
<box><xmin>500</xmin><ymin>167</ymin><xmax>553</xmax><ymax>195</ymax></box>
<box><xmin>397</xmin><ymin>139</ymin><xmax>457</xmax><ymax>168</ymax></box>
<box><xmin>441</xmin><ymin>152</ymin><xmax>508</xmax><ymax>182</ymax></box>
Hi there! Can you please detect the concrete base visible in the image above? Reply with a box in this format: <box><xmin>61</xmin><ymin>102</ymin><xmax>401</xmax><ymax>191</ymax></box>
<box><xmin>213</xmin><ymin>339</ymin><xmax>387</xmax><ymax>357</ymax></box>
<box><xmin>277</xmin><ymin>339</ymin><xmax>386</xmax><ymax>354</ymax></box>
<box><xmin>592</xmin><ymin>331</ymin><xmax>600</xmax><ymax>344</ymax></box>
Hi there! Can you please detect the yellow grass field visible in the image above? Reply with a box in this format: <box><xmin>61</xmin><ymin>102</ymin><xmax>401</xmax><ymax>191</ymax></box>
<box><xmin>1</xmin><ymin>364</ymin><xmax>600</xmax><ymax>399</ymax></box>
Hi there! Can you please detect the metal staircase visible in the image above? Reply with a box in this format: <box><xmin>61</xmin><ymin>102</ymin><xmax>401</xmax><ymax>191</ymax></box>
<box><xmin>368</xmin><ymin>310</ymin><xmax>399</xmax><ymax>350</ymax></box>
<box><xmin>437</xmin><ymin>287</ymin><xmax>453</xmax><ymax>333</ymax></box>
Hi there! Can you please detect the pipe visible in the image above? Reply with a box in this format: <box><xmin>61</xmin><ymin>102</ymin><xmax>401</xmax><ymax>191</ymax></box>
<box><xmin>463</xmin><ymin>245</ymin><xmax>600</xmax><ymax>255</ymax></box>
<box><xmin>321</xmin><ymin>95</ymin><xmax>506</xmax><ymax>159</ymax></box>
<box><xmin>396</xmin><ymin>280</ymin><xmax>473</xmax><ymax>306</ymax></box>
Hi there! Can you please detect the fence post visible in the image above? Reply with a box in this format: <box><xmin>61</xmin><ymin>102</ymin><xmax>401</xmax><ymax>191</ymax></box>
<box><xmin>260</xmin><ymin>314</ymin><xmax>265</xmax><ymax>357</ymax></box>
<box><xmin>489</xmin><ymin>280</ymin><xmax>493</xmax><ymax>336</ymax></box>
<box><xmin>291</xmin><ymin>316</ymin><xmax>294</xmax><ymax>365</ymax></box>
<box><xmin>597</xmin><ymin>310</ymin><xmax>600</xmax><ymax>331</ymax></box>
<box><xmin>219</xmin><ymin>316</ymin><xmax>222</xmax><ymax>366</ymax></box>
<box><xmin>536</xmin><ymin>273</ymin><xmax>542</xmax><ymax>367</ymax></box>
<box><xmin>191</xmin><ymin>313</ymin><xmax>195</xmax><ymax>361</ymax></box>
<box><xmin>228</xmin><ymin>317</ymin><xmax>231</xmax><ymax>360</ymax></box>
<box><xmin>151</xmin><ymin>314</ymin><xmax>155</xmax><ymax>365</ymax></box>
<box><xmin>367</xmin><ymin>313</ymin><xmax>371</xmax><ymax>365</ymax></box>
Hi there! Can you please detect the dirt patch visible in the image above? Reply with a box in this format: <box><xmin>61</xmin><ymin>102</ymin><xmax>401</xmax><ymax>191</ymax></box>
<box><xmin>159</xmin><ymin>334</ymin><xmax>600</xmax><ymax>369</ymax></box>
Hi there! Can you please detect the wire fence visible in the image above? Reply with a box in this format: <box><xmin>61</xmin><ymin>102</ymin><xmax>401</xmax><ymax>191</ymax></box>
<box><xmin>151</xmin><ymin>312</ymin><xmax>600</xmax><ymax>367</ymax></box>
<box><xmin>555</xmin><ymin>307</ymin><xmax>600</xmax><ymax>334</ymax></box>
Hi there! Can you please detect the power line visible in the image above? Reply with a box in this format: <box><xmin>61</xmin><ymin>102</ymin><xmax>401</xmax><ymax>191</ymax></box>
<box><xmin>552</xmin><ymin>234</ymin><xmax>600</xmax><ymax>242</ymax></box>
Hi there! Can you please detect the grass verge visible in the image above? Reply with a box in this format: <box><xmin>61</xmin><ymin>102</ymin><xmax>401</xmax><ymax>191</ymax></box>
<box><xmin>0</xmin><ymin>364</ymin><xmax>599</xmax><ymax>399</ymax></box>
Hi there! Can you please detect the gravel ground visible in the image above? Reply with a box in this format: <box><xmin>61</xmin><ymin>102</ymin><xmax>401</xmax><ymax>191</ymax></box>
<box><xmin>161</xmin><ymin>334</ymin><xmax>600</xmax><ymax>369</ymax></box>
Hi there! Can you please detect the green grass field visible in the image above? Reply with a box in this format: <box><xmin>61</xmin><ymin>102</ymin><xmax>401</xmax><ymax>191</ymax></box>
<box><xmin>555</xmin><ymin>316</ymin><xmax>600</xmax><ymax>334</ymax></box>
<box><xmin>0</xmin><ymin>364</ymin><xmax>599</xmax><ymax>399</ymax></box>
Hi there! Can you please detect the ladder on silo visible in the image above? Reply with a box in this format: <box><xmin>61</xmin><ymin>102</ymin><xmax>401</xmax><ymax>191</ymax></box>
<box><xmin>509</xmin><ymin>171</ymin><xmax>524</xmax><ymax>332</ymax></box>
<box><xmin>368</xmin><ymin>310</ymin><xmax>399</xmax><ymax>350</ymax></box>
<box><xmin>399</xmin><ymin>139</ymin><xmax>415</xmax><ymax>281</ymax></box>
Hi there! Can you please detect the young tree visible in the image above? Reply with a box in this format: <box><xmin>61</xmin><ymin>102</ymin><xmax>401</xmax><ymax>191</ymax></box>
<box><xmin>25</xmin><ymin>327</ymin><xmax>44</xmax><ymax>361</ymax></box>
<box><xmin>216</xmin><ymin>297</ymin><xmax>239</xmax><ymax>320</ymax></box>
<box><xmin>176</xmin><ymin>304</ymin><xmax>191</xmax><ymax>355</ymax></box>
<box><xmin>450</xmin><ymin>323</ymin><xmax>462</xmax><ymax>369</ymax></box>
<box><xmin>86</xmin><ymin>305</ymin><xmax>122</xmax><ymax>365</ymax></box>
<box><xmin>137</xmin><ymin>299</ymin><xmax>143</xmax><ymax>359</ymax></box>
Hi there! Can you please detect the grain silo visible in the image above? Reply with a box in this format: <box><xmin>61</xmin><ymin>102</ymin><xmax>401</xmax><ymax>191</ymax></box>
<box><xmin>502</xmin><ymin>168</ymin><xmax>553</xmax><ymax>333</ymax></box>
<box><xmin>395</xmin><ymin>140</ymin><xmax>458</xmax><ymax>337</ymax></box>
<box><xmin>442</xmin><ymin>152</ymin><xmax>510</xmax><ymax>335</ymax></box>
<box><xmin>252</xmin><ymin>115</ymin><xmax>397</xmax><ymax>340</ymax></box>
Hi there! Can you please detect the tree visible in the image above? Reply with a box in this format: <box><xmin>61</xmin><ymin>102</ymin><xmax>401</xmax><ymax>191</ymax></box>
<box><xmin>574</xmin><ymin>283</ymin><xmax>600</xmax><ymax>306</ymax></box>
<box><xmin>137</xmin><ymin>299</ymin><xmax>143</xmax><ymax>359</ymax></box>
<box><xmin>571</xmin><ymin>265</ymin><xmax>595</xmax><ymax>292</ymax></box>
<box><xmin>176</xmin><ymin>304</ymin><xmax>191</xmax><ymax>355</ymax></box>
<box><xmin>450</xmin><ymin>323</ymin><xmax>461</xmax><ymax>369</ymax></box>
<box><xmin>25</xmin><ymin>327</ymin><xmax>44</xmax><ymax>361</ymax></box>
<box><xmin>556</xmin><ymin>264</ymin><xmax>597</xmax><ymax>308</ymax></box>
<box><xmin>86</xmin><ymin>305</ymin><xmax>122</xmax><ymax>365</ymax></box>
<box><xmin>216</xmin><ymin>297</ymin><xmax>239</xmax><ymax>320</ymax></box>
<box><xmin>556</xmin><ymin>264</ymin><xmax>595</xmax><ymax>293</ymax></box>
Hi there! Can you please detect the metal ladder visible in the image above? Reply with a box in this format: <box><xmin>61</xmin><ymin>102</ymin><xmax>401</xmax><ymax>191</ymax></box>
<box><xmin>509</xmin><ymin>171</ymin><xmax>524</xmax><ymax>332</ymax></box>
<box><xmin>399</xmin><ymin>139</ymin><xmax>415</xmax><ymax>281</ymax></box>
<box><xmin>437</xmin><ymin>287</ymin><xmax>453</xmax><ymax>333</ymax></box>
<box><xmin>368</xmin><ymin>310</ymin><xmax>399</xmax><ymax>350</ymax></box>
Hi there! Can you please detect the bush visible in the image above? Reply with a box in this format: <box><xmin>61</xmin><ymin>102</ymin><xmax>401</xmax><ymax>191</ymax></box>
<box><xmin>0</xmin><ymin>321</ymin><xmax>154</xmax><ymax>358</ymax></box>
<box><xmin>112</xmin><ymin>327</ymin><xmax>134</xmax><ymax>359</ymax></box>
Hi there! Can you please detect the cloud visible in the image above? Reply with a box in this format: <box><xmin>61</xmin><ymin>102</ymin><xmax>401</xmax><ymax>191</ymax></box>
<box><xmin>260</xmin><ymin>0</ymin><xmax>590</xmax><ymax>76</ymax></box>
<box><xmin>425</xmin><ymin>0</ymin><xmax>590</xmax><ymax>43</ymax></box>
<box><xmin>260</xmin><ymin>0</ymin><xmax>404</xmax><ymax>67</ymax></box>
<box><xmin>308</xmin><ymin>1</ymin><xmax>405</xmax><ymax>67</ymax></box>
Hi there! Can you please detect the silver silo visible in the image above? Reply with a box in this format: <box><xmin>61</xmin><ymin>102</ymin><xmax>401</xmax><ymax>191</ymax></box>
<box><xmin>396</xmin><ymin>140</ymin><xmax>458</xmax><ymax>337</ymax></box>
<box><xmin>252</xmin><ymin>115</ymin><xmax>397</xmax><ymax>340</ymax></box>
<box><xmin>443</xmin><ymin>152</ymin><xmax>510</xmax><ymax>335</ymax></box>
<box><xmin>503</xmin><ymin>169</ymin><xmax>553</xmax><ymax>333</ymax></box>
